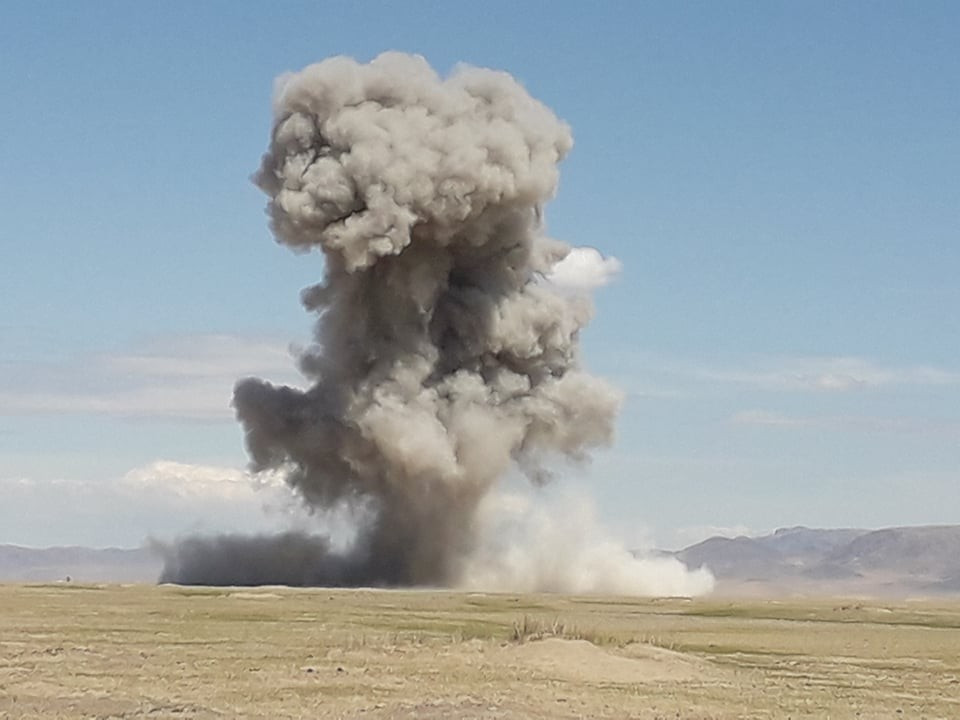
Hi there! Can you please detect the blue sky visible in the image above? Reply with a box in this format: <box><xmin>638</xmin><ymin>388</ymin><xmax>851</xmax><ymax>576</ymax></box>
<box><xmin>1</xmin><ymin>2</ymin><xmax>958</xmax><ymax>549</ymax></box>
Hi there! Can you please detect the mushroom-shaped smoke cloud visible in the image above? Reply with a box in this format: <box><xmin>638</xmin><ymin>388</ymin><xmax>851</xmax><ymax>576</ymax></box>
<box><xmin>160</xmin><ymin>53</ymin><xmax>712</xmax><ymax>597</ymax></box>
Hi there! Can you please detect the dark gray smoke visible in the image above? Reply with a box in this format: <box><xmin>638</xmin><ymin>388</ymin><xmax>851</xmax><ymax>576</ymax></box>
<box><xmin>161</xmin><ymin>53</ymin><xmax>622</xmax><ymax>588</ymax></box>
<box><xmin>157</xmin><ymin>533</ymin><xmax>356</xmax><ymax>586</ymax></box>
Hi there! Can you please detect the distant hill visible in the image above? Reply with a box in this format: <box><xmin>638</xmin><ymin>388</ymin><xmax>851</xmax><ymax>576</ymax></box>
<box><xmin>763</xmin><ymin>526</ymin><xmax>867</xmax><ymax>558</ymax></box>
<box><xmin>674</xmin><ymin>525</ymin><xmax>960</xmax><ymax>597</ymax></box>
<box><xmin>825</xmin><ymin>526</ymin><xmax>960</xmax><ymax>576</ymax></box>
<box><xmin>675</xmin><ymin>536</ymin><xmax>784</xmax><ymax>579</ymax></box>
<box><xmin>0</xmin><ymin>544</ymin><xmax>162</xmax><ymax>583</ymax></box>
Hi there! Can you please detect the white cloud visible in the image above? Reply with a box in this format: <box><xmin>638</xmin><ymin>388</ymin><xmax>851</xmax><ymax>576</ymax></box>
<box><xmin>0</xmin><ymin>460</ymin><xmax>310</xmax><ymax>547</ymax></box>
<box><xmin>119</xmin><ymin>460</ymin><xmax>287</xmax><ymax>501</ymax></box>
<box><xmin>0</xmin><ymin>333</ymin><xmax>305</xmax><ymax>421</ymax></box>
<box><xmin>547</xmin><ymin>246</ymin><xmax>622</xmax><ymax>291</ymax></box>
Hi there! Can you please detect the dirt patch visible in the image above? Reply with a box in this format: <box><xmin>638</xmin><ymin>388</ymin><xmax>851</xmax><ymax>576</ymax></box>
<box><xmin>503</xmin><ymin>637</ymin><xmax>710</xmax><ymax>684</ymax></box>
<box><xmin>228</xmin><ymin>591</ymin><xmax>282</xmax><ymax>600</ymax></box>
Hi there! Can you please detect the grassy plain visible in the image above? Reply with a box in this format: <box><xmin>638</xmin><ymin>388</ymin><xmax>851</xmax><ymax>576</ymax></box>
<box><xmin>1</xmin><ymin>584</ymin><xmax>958</xmax><ymax>719</ymax></box>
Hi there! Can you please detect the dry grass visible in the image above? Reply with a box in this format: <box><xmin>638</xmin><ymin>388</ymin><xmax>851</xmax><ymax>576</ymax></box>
<box><xmin>0</xmin><ymin>584</ymin><xmax>958</xmax><ymax>718</ymax></box>
<box><xmin>509</xmin><ymin>614</ymin><xmax>624</xmax><ymax>646</ymax></box>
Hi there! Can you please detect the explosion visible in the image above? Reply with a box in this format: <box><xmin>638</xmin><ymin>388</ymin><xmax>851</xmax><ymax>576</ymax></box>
<box><xmin>161</xmin><ymin>53</ymin><xmax>712</xmax><ymax>597</ymax></box>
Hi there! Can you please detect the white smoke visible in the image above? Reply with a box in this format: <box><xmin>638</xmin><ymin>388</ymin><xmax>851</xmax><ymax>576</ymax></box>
<box><xmin>461</xmin><ymin>489</ymin><xmax>714</xmax><ymax>596</ymax></box>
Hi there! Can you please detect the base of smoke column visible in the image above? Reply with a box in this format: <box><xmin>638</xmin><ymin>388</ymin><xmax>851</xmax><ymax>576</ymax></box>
<box><xmin>154</xmin><ymin>516</ymin><xmax>714</xmax><ymax>597</ymax></box>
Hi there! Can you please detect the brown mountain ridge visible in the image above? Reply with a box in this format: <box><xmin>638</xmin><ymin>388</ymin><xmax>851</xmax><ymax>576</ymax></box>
<box><xmin>674</xmin><ymin>524</ymin><xmax>960</xmax><ymax>597</ymax></box>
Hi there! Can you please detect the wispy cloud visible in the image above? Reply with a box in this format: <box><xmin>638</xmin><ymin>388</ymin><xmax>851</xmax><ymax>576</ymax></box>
<box><xmin>616</xmin><ymin>353</ymin><xmax>960</xmax><ymax>399</ymax></box>
<box><xmin>8</xmin><ymin>460</ymin><xmax>285</xmax><ymax>502</ymax></box>
<box><xmin>732</xmin><ymin>409</ymin><xmax>960</xmax><ymax>436</ymax></box>
<box><xmin>0</xmin><ymin>334</ymin><xmax>305</xmax><ymax>421</ymax></box>
<box><xmin>105</xmin><ymin>335</ymin><xmax>296</xmax><ymax>379</ymax></box>
<box><xmin>695</xmin><ymin>356</ymin><xmax>960</xmax><ymax>393</ymax></box>
<box><xmin>730</xmin><ymin>410</ymin><xmax>813</xmax><ymax>428</ymax></box>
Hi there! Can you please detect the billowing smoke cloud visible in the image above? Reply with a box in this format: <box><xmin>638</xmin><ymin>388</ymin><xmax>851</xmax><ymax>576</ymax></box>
<box><xmin>460</xmin><ymin>490</ymin><xmax>714</xmax><ymax>596</ymax></box>
<box><xmin>161</xmin><ymin>53</ymin><xmax>709</xmax><ymax>595</ymax></box>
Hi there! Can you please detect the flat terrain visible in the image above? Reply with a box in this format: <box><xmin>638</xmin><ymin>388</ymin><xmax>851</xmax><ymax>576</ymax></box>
<box><xmin>1</xmin><ymin>585</ymin><xmax>958</xmax><ymax>719</ymax></box>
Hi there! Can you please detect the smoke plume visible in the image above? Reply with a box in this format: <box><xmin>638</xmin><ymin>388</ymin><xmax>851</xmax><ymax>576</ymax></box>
<box><xmin>160</xmin><ymin>53</ymin><xmax>709</xmax><ymax>595</ymax></box>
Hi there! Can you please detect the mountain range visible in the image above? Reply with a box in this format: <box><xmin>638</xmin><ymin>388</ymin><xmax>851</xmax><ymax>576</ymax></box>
<box><xmin>0</xmin><ymin>544</ymin><xmax>162</xmax><ymax>584</ymax></box>
<box><xmin>672</xmin><ymin>524</ymin><xmax>960</xmax><ymax>596</ymax></box>
<box><xmin>2</xmin><ymin>524</ymin><xmax>959</xmax><ymax>596</ymax></box>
